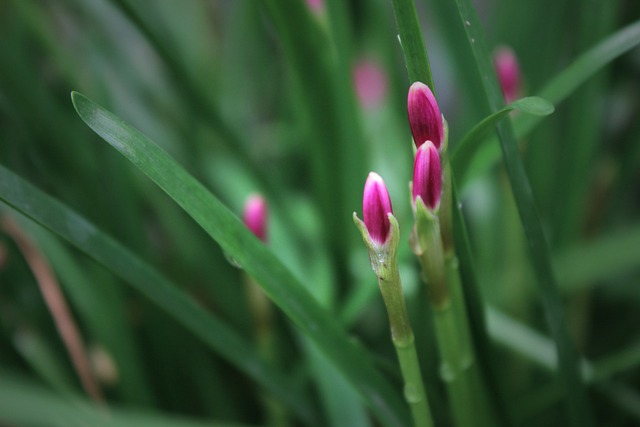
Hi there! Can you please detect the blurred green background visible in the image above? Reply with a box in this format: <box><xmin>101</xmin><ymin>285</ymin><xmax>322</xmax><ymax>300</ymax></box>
<box><xmin>1</xmin><ymin>0</ymin><xmax>640</xmax><ymax>426</ymax></box>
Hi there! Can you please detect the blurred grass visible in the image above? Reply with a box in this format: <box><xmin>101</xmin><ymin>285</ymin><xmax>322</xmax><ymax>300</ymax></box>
<box><xmin>1</xmin><ymin>0</ymin><xmax>640</xmax><ymax>426</ymax></box>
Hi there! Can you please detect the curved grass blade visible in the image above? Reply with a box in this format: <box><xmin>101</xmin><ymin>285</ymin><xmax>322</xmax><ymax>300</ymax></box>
<box><xmin>554</xmin><ymin>223</ymin><xmax>640</xmax><ymax>292</ymax></box>
<box><xmin>448</xmin><ymin>0</ymin><xmax>593</xmax><ymax>425</ymax></box>
<box><xmin>70</xmin><ymin>91</ymin><xmax>411</xmax><ymax>427</ymax></box>
<box><xmin>0</xmin><ymin>165</ymin><xmax>316</xmax><ymax>425</ymax></box>
<box><xmin>0</xmin><ymin>372</ymin><xmax>250</xmax><ymax>427</ymax></box>
<box><xmin>451</xmin><ymin>96</ymin><xmax>554</xmax><ymax>165</ymax></box>
<box><xmin>454</xmin><ymin>19</ymin><xmax>640</xmax><ymax>186</ymax></box>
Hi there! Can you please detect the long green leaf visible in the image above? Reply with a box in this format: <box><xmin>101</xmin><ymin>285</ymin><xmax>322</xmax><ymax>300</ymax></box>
<box><xmin>0</xmin><ymin>165</ymin><xmax>315</xmax><ymax>424</ymax></box>
<box><xmin>70</xmin><ymin>91</ymin><xmax>411</xmax><ymax>427</ymax></box>
<box><xmin>554</xmin><ymin>224</ymin><xmax>640</xmax><ymax>291</ymax></box>
<box><xmin>451</xmin><ymin>96</ymin><xmax>554</xmax><ymax>165</ymax></box>
<box><xmin>454</xmin><ymin>19</ymin><xmax>640</xmax><ymax>187</ymax></box>
<box><xmin>0</xmin><ymin>372</ymin><xmax>250</xmax><ymax>427</ymax></box>
<box><xmin>390</xmin><ymin>0</ymin><xmax>434</xmax><ymax>89</ymax></box>
<box><xmin>448</xmin><ymin>0</ymin><xmax>593</xmax><ymax>425</ymax></box>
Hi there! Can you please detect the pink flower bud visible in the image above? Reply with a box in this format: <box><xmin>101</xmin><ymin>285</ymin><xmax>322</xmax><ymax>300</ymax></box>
<box><xmin>306</xmin><ymin>0</ymin><xmax>324</xmax><ymax>13</ymax></box>
<box><xmin>243</xmin><ymin>194</ymin><xmax>268</xmax><ymax>242</ymax></box>
<box><xmin>412</xmin><ymin>141</ymin><xmax>442</xmax><ymax>210</ymax></box>
<box><xmin>362</xmin><ymin>172</ymin><xmax>393</xmax><ymax>245</ymax></box>
<box><xmin>353</xmin><ymin>58</ymin><xmax>388</xmax><ymax>110</ymax></box>
<box><xmin>493</xmin><ymin>46</ymin><xmax>521</xmax><ymax>104</ymax></box>
<box><xmin>407</xmin><ymin>82</ymin><xmax>444</xmax><ymax>150</ymax></box>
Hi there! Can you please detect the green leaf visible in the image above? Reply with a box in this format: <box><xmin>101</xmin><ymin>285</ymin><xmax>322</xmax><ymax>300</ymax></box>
<box><xmin>448</xmin><ymin>0</ymin><xmax>593</xmax><ymax>426</ymax></box>
<box><xmin>0</xmin><ymin>164</ymin><xmax>315</xmax><ymax>424</ymax></box>
<box><xmin>70</xmin><ymin>91</ymin><xmax>411</xmax><ymax>427</ymax></box>
<box><xmin>0</xmin><ymin>372</ymin><xmax>249</xmax><ymax>427</ymax></box>
<box><xmin>390</xmin><ymin>0</ymin><xmax>435</xmax><ymax>89</ymax></box>
<box><xmin>455</xmin><ymin>19</ymin><xmax>640</xmax><ymax>187</ymax></box>
<box><xmin>554</xmin><ymin>224</ymin><xmax>640</xmax><ymax>292</ymax></box>
<box><xmin>452</xmin><ymin>96</ymin><xmax>554</xmax><ymax>166</ymax></box>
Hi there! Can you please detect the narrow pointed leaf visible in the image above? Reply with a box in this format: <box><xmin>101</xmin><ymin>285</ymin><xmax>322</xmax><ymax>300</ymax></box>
<box><xmin>70</xmin><ymin>91</ymin><xmax>410</xmax><ymax>427</ymax></box>
<box><xmin>0</xmin><ymin>164</ymin><xmax>315</xmax><ymax>424</ymax></box>
<box><xmin>0</xmin><ymin>372</ymin><xmax>249</xmax><ymax>427</ymax></box>
<box><xmin>448</xmin><ymin>0</ymin><xmax>592</xmax><ymax>425</ymax></box>
<box><xmin>455</xmin><ymin>19</ymin><xmax>640</xmax><ymax>186</ymax></box>
<box><xmin>452</xmin><ymin>96</ymin><xmax>554</xmax><ymax>165</ymax></box>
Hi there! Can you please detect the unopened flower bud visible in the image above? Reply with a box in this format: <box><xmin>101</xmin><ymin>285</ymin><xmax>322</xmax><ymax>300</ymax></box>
<box><xmin>412</xmin><ymin>141</ymin><xmax>442</xmax><ymax>210</ymax></box>
<box><xmin>243</xmin><ymin>194</ymin><xmax>268</xmax><ymax>242</ymax></box>
<box><xmin>353</xmin><ymin>57</ymin><xmax>388</xmax><ymax>110</ymax></box>
<box><xmin>363</xmin><ymin>172</ymin><xmax>393</xmax><ymax>245</ymax></box>
<box><xmin>407</xmin><ymin>82</ymin><xmax>444</xmax><ymax>150</ymax></box>
<box><xmin>493</xmin><ymin>46</ymin><xmax>521</xmax><ymax>104</ymax></box>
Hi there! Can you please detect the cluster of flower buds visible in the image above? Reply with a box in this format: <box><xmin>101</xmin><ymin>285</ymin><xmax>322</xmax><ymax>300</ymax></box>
<box><xmin>359</xmin><ymin>81</ymin><xmax>444</xmax><ymax>246</ymax></box>
<box><xmin>408</xmin><ymin>82</ymin><xmax>444</xmax><ymax>211</ymax></box>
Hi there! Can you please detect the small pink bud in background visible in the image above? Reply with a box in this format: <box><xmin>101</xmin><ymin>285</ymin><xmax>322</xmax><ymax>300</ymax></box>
<box><xmin>412</xmin><ymin>141</ymin><xmax>442</xmax><ymax>210</ymax></box>
<box><xmin>363</xmin><ymin>172</ymin><xmax>393</xmax><ymax>245</ymax></box>
<box><xmin>494</xmin><ymin>46</ymin><xmax>521</xmax><ymax>104</ymax></box>
<box><xmin>306</xmin><ymin>0</ymin><xmax>324</xmax><ymax>13</ymax></box>
<box><xmin>243</xmin><ymin>194</ymin><xmax>268</xmax><ymax>242</ymax></box>
<box><xmin>407</xmin><ymin>82</ymin><xmax>443</xmax><ymax>150</ymax></box>
<box><xmin>353</xmin><ymin>58</ymin><xmax>388</xmax><ymax>110</ymax></box>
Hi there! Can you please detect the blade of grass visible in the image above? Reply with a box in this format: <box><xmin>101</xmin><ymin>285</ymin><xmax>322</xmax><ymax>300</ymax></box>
<box><xmin>0</xmin><ymin>165</ymin><xmax>316</xmax><ymax>425</ymax></box>
<box><xmin>24</xmin><ymin>224</ymin><xmax>156</xmax><ymax>406</ymax></box>
<box><xmin>454</xmin><ymin>18</ymin><xmax>640</xmax><ymax>187</ymax></box>
<box><xmin>554</xmin><ymin>223</ymin><xmax>640</xmax><ymax>291</ymax></box>
<box><xmin>451</xmin><ymin>96</ymin><xmax>554</xmax><ymax>162</ymax></box>
<box><xmin>70</xmin><ymin>92</ymin><xmax>411</xmax><ymax>427</ymax></box>
<box><xmin>390</xmin><ymin>0</ymin><xmax>434</xmax><ymax>89</ymax></box>
<box><xmin>263</xmin><ymin>0</ymin><xmax>365</xmax><ymax>274</ymax></box>
<box><xmin>451</xmin><ymin>179</ymin><xmax>511</xmax><ymax>427</ymax></box>
<box><xmin>10</xmin><ymin>329</ymin><xmax>76</xmax><ymax>395</ymax></box>
<box><xmin>0</xmin><ymin>371</ymin><xmax>251</xmax><ymax>427</ymax></box>
<box><xmin>448</xmin><ymin>1</ymin><xmax>593</xmax><ymax>425</ymax></box>
<box><xmin>105</xmin><ymin>0</ymin><xmax>293</xmax><ymax>232</ymax></box>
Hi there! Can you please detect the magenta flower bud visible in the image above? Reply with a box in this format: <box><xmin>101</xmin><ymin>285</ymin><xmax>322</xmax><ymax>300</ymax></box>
<box><xmin>243</xmin><ymin>194</ymin><xmax>268</xmax><ymax>242</ymax></box>
<box><xmin>493</xmin><ymin>46</ymin><xmax>521</xmax><ymax>104</ymax></box>
<box><xmin>412</xmin><ymin>141</ymin><xmax>442</xmax><ymax>210</ymax></box>
<box><xmin>407</xmin><ymin>82</ymin><xmax>444</xmax><ymax>150</ymax></box>
<box><xmin>362</xmin><ymin>172</ymin><xmax>393</xmax><ymax>245</ymax></box>
<box><xmin>353</xmin><ymin>58</ymin><xmax>388</xmax><ymax>110</ymax></box>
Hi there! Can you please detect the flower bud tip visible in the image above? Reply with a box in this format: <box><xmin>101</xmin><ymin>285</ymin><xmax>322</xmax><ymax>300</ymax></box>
<box><xmin>243</xmin><ymin>194</ymin><xmax>268</xmax><ymax>242</ymax></box>
<box><xmin>407</xmin><ymin>82</ymin><xmax>444</xmax><ymax>150</ymax></box>
<box><xmin>494</xmin><ymin>46</ymin><xmax>521</xmax><ymax>104</ymax></box>
<box><xmin>363</xmin><ymin>172</ymin><xmax>393</xmax><ymax>245</ymax></box>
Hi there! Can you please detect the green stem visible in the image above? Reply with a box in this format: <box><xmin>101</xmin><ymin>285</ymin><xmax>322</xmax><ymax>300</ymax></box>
<box><xmin>377</xmin><ymin>251</ymin><xmax>433</xmax><ymax>427</ymax></box>
<box><xmin>244</xmin><ymin>275</ymin><xmax>289</xmax><ymax>427</ymax></box>
<box><xmin>413</xmin><ymin>198</ymin><xmax>492</xmax><ymax>427</ymax></box>
<box><xmin>354</xmin><ymin>215</ymin><xmax>433</xmax><ymax>427</ymax></box>
<box><xmin>390</xmin><ymin>0</ymin><xmax>435</xmax><ymax>90</ymax></box>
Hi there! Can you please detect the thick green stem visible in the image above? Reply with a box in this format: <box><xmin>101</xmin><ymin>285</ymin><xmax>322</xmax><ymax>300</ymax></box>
<box><xmin>413</xmin><ymin>196</ymin><xmax>492</xmax><ymax>427</ymax></box>
<box><xmin>378</xmin><ymin>264</ymin><xmax>433</xmax><ymax>427</ymax></box>
<box><xmin>355</xmin><ymin>214</ymin><xmax>434</xmax><ymax>427</ymax></box>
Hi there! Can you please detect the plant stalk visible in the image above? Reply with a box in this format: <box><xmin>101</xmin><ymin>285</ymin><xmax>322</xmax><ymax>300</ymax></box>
<box><xmin>377</xmin><ymin>247</ymin><xmax>434</xmax><ymax>427</ymax></box>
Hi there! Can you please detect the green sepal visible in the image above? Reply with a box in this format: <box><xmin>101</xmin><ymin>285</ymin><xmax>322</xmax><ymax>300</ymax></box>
<box><xmin>353</xmin><ymin>212</ymin><xmax>400</xmax><ymax>281</ymax></box>
<box><xmin>441</xmin><ymin>117</ymin><xmax>450</xmax><ymax>154</ymax></box>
